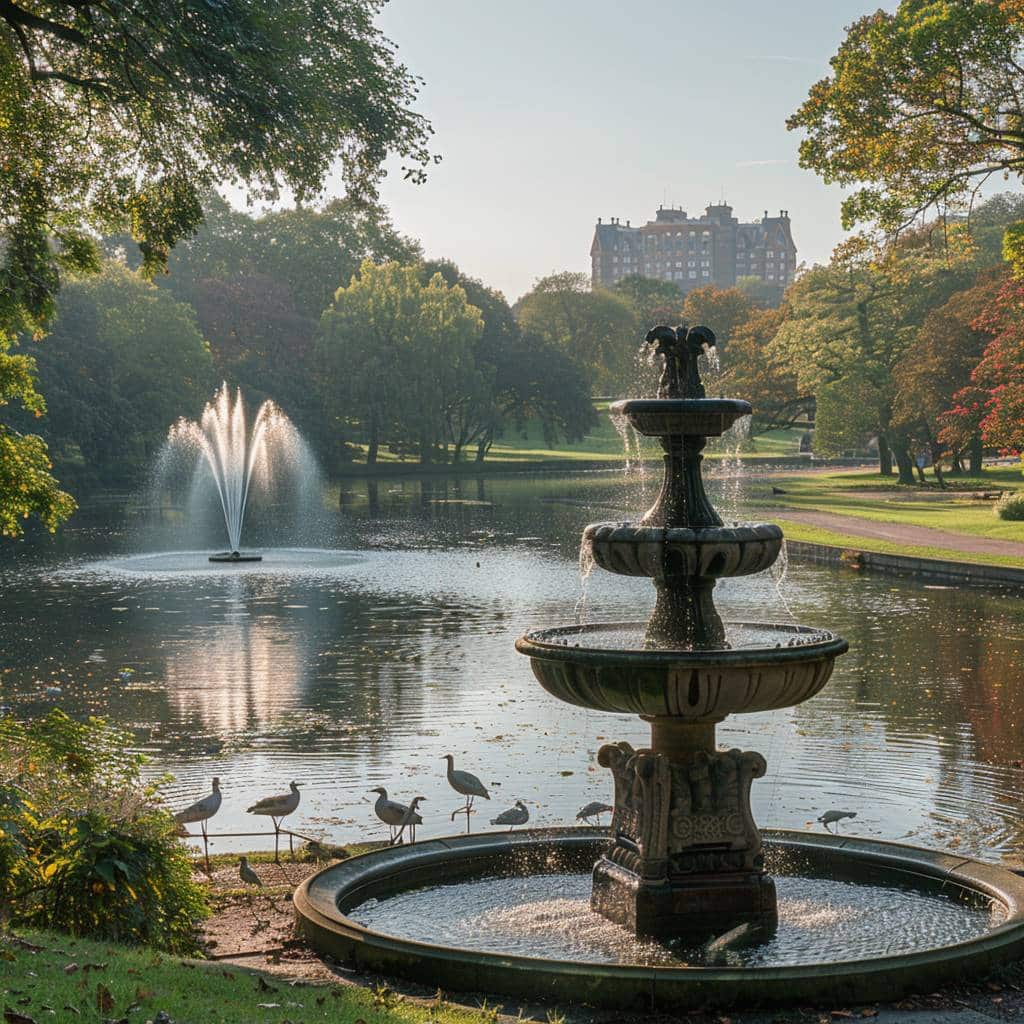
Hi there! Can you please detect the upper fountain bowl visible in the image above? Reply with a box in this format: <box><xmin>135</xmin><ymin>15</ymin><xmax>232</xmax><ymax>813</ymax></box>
<box><xmin>612</xmin><ymin>398</ymin><xmax>751</xmax><ymax>438</ymax></box>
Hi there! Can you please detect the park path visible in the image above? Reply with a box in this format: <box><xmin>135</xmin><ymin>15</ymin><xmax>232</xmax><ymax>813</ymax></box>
<box><xmin>768</xmin><ymin>507</ymin><xmax>1024</xmax><ymax>560</ymax></box>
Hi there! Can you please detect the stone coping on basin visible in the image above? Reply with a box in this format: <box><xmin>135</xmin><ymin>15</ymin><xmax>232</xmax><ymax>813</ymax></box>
<box><xmin>611</xmin><ymin>398</ymin><xmax>753</xmax><ymax>438</ymax></box>
<box><xmin>293</xmin><ymin>828</ymin><xmax>1024</xmax><ymax>1012</ymax></box>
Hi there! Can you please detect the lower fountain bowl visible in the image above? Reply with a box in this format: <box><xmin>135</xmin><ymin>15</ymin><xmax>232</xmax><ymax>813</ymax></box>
<box><xmin>294</xmin><ymin>828</ymin><xmax>1024</xmax><ymax>1011</ymax></box>
<box><xmin>584</xmin><ymin>521</ymin><xmax>783</xmax><ymax>578</ymax></box>
<box><xmin>515</xmin><ymin>622</ymin><xmax>847</xmax><ymax>719</ymax></box>
<box><xmin>208</xmin><ymin>550</ymin><xmax>263</xmax><ymax>563</ymax></box>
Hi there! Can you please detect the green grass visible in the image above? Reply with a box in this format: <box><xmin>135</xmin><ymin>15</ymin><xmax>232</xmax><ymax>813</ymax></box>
<box><xmin>348</xmin><ymin>406</ymin><xmax>804</xmax><ymax>467</ymax></box>
<box><xmin>774</xmin><ymin>518</ymin><xmax>1024</xmax><ymax>569</ymax></box>
<box><xmin>0</xmin><ymin>930</ymin><xmax>506</xmax><ymax>1024</ymax></box>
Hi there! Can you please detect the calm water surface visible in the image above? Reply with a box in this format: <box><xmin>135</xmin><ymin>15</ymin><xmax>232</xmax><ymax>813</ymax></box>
<box><xmin>1</xmin><ymin>469</ymin><xmax>1022</xmax><ymax>862</ymax></box>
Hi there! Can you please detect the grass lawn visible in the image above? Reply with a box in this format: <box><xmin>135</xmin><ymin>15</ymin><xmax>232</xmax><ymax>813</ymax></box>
<box><xmin>753</xmin><ymin>465</ymin><xmax>1024</xmax><ymax>566</ymax></box>
<box><xmin>349</xmin><ymin>405</ymin><xmax>804</xmax><ymax>467</ymax></box>
<box><xmin>0</xmin><ymin>928</ymin><xmax>503</xmax><ymax>1024</ymax></box>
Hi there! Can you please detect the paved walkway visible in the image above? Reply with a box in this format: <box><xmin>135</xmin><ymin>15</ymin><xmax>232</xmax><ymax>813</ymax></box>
<box><xmin>768</xmin><ymin>507</ymin><xmax>1024</xmax><ymax>560</ymax></box>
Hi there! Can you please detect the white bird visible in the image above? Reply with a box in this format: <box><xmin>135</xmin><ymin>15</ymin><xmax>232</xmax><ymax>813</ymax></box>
<box><xmin>576</xmin><ymin>801</ymin><xmax>614</xmax><ymax>825</ymax></box>
<box><xmin>490</xmin><ymin>800</ymin><xmax>529</xmax><ymax>831</ymax></box>
<box><xmin>173</xmin><ymin>777</ymin><xmax>222</xmax><ymax>872</ymax></box>
<box><xmin>370</xmin><ymin>788</ymin><xmax>425</xmax><ymax>844</ymax></box>
<box><xmin>239</xmin><ymin>856</ymin><xmax>262</xmax><ymax>886</ymax></box>
<box><xmin>247</xmin><ymin>781</ymin><xmax>302</xmax><ymax>860</ymax></box>
<box><xmin>818</xmin><ymin>809</ymin><xmax>857</xmax><ymax>832</ymax></box>
<box><xmin>443</xmin><ymin>754</ymin><xmax>489</xmax><ymax>833</ymax></box>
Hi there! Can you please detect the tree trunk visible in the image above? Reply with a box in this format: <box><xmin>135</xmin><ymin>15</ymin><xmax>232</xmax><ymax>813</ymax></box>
<box><xmin>475</xmin><ymin>431</ymin><xmax>493</xmax><ymax>463</ymax></box>
<box><xmin>894</xmin><ymin>446</ymin><xmax>915</xmax><ymax>485</ymax></box>
<box><xmin>877</xmin><ymin>435</ymin><xmax>893</xmax><ymax>476</ymax></box>
<box><xmin>452</xmin><ymin>442</ymin><xmax>463</xmax><ymax>463</ymax></box>
<box><xmin>419</xmin><ymin>435</ymin><xmax>433</xmax><ymax>466</ymax></box>
<box><xmin>933</xmin><ymin>460</ymin><xmax>946</xmax><ymax>488</ymax></box>
<box><xmin>969</xmin><ymin>434</ymin><xmax>983</xmax><ymax>475</ymax></box>
<box><xmin>367</xmin><ymin>433</ymin><xmax>379</xmax><ymax>466</ymax></box>
<box><xmin>950</xmin><ymin>453</ymin><xmax>964</xmax><ymax>475</ymax></box>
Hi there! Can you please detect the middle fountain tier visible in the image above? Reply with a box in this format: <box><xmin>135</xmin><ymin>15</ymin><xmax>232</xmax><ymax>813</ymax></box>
<box><xmin>516</xmin><ymin>324</ymin><xmax>848</xmax><ymax>942</ymax></box>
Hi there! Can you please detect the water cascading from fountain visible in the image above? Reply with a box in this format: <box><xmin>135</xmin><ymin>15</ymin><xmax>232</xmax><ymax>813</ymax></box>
<box><xmin>166</xmin><ymin>385</ymin><xmax>304</xmax><ymax>560</ymax></box>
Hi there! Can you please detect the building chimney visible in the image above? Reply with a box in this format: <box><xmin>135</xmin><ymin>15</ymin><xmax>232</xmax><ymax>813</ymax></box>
<box><xmin>626</xmin><ymin>219</ymin><xmax>630</xmax><ymax>227</ymax></box>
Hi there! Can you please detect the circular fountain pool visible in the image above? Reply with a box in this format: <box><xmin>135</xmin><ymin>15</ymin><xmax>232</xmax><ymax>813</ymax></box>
<box><xmin>295</xmin><ymin>828</ymin><xmax>1024</xmax><ymax>1010</ymax></box>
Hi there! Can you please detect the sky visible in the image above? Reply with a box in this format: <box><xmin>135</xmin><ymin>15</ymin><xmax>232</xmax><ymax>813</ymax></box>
<box><xmin>355</xmin><ymin>0</ymin><xmax>895</xmax><ymax>303</ymax></box>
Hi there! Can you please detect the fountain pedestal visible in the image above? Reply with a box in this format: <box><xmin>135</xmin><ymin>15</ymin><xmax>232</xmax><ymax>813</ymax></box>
<box><xmin>517</xmin><ymin>324</ymin><xmax>847</xmax><ymax>943</ymax></box>
<box><xmin>592</xmin><ymin>721</ymin><xmax>776</xmax><ymax>938</ymax></box>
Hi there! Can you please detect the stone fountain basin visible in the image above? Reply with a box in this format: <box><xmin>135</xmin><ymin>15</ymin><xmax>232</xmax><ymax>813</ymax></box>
<box><xmin>611</xmin><ymin>398</ymin><xmax>752</xmax><ymax>438</ymax></box>
<box><xmin>515</xmin><ymin>622</ymin><xmax>847</xmax><ymax>719</ymax></box>
<box><xmin>584</xmin><ymin>521</ymin><xmax>782</xmax><ymax>578</ymax></box>
<box><xmin>293</xmin><ymin>827</ymin><xmax>1024</xmax><ymax>1011</ymax></box>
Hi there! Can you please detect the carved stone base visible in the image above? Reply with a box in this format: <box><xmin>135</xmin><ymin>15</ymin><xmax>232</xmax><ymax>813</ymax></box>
<box><xmin>595</xmin><ymin>735</ymin><xmax>778</xmax><ymax>940</ymax></box>
<box><xmin>592</xmin><ymin>857</ymin><xmax>777</xmax><ymax>939</ymax></box>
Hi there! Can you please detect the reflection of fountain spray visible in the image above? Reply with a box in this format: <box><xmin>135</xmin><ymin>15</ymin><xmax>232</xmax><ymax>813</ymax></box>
<box><xmin>167</xmin><ymin>385</ymin><xmax>304</xmax><ymax>555</ymax></box>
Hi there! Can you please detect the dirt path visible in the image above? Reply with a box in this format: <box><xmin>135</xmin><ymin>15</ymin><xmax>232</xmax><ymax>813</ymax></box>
<box><xmin>769</xmin><ymin>507</ymin><xmax>1024</xmax><ymax>559</ymax></box>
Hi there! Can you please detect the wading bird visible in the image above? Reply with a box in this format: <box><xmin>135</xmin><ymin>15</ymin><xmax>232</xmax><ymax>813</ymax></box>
<box><xmin>818</xmin><ymin>809</ymin><xmax>857</xmax><ymax>832</ymax></box>
<box><xmin>443</xmin><ymin>754</ymin><xmax>489</xmax><ymax>832</ymax></box>
<box><xmin>173</xmin><ymin>777</ymin><xmax>222</xmax><ymax>872</ymax></box>
<box><xmin>239</xmin><ymin>856</ymin><xmax>262</xmax><ymax>886</ymax></box>
<box><xmin>576</xmin><ymin>801</ymin><xmax>614</xmax><ymax>826</ymax></box>
<box><xmin>247</xmin><ymin>781</ymin><xmax>302</xmax><ymax>861</ymax></box>
<box><xmin>370</xmin><ymin>788</ymin><xmax>425</xmax><ymax>844</ymax></box>
<box><xmin>491</xmin><ymin>800</ymin><xmax>529</xmax><ymax>831</ymax></box>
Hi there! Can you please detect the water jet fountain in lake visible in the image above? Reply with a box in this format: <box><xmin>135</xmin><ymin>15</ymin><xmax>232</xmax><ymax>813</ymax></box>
<box><xmin>295</xmin><ymin>326</ymin><xmax>1024</xmax><ymax>1009</ymax></box>
<box><xmin>166</xmin><ymin>385</ymin><xmax>303</xmax><ymax>563</ymax></box>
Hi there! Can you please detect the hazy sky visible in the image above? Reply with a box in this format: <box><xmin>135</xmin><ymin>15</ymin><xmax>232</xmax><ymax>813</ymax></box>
<box><xmin>364</xmin><ymin>1</ymin><xmax>893</xmax><ymax>303</ymax></box>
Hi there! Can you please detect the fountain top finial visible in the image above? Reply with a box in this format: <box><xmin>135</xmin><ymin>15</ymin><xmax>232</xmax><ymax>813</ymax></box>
<box><xmin>644</xmin><ymin>324</ymin><xmax>716</xmax><ymax>400</ymax></box>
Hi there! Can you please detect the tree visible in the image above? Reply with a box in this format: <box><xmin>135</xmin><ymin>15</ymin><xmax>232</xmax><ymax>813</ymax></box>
<box><xmin>515</xmin><ymin>273</ymin><xmax>639</xmax><ymax>394</ymax></box>
<box><xmin>942</xmin><ymin>275</ymin><xmax>1024</xmax><ymax>456</ymax></box>
<box><xmin>894</xmin><ymin>266</ymin><xmax>1007</xmax><ymax>477</ymax></box>
<box><xmin>316</xmin><ymin>261</ymin><xmax>483</xmax><ymax>466</ymax></box>
<box><xmin>788</xmin><ymin>2</ymin><xmax>1024</xmax><ymax>264</ymax></box>
<box><xmin>681</xmin><ymin>286</ymin><xmax>753</xmax><ymax>350</ymax></box>
<box><xmin>1</xmin><ymin>0</ymin><xmax>431</xmax><ymax>531</ymax></box>
<box><xmin>11</xmin><ymin>263</ymin><xmax>214</xmax><ymax>489</ymax></box>
<box><xmin>612</xmin><ymin>275</ymin><xmax>682</xmax><ymax>330</ymax></box>
<box><xmin>718</xmin><ymin>306</ymin><xmax>810</xmax><ymax>433</ymax></box>
<box><xmin>0</xmin><ymin>339</ymin><xmax>74</xmax><ymax>535</ymax></box>
<box><xmin>736</xmin><ymin>275</ymin><xmax>786</xmax><ymax>309</ymax></box>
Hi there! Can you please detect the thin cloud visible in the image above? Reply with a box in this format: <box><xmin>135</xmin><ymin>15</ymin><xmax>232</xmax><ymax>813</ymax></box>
<box><xmin>736</xmin><ymin>159</ymin><xmax>790</xmax><ymax>168</ymax></box>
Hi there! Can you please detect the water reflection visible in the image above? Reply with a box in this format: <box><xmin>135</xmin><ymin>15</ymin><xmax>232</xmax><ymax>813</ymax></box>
<box><xmin>0</xmin><ymin>470</ymin><xmax>1022</xmax><ymax>859</ymax></box>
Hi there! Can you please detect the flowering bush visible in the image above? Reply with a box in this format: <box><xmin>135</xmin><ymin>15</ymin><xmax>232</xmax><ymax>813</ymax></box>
<box><xmin>0</xmin><ymin>711</ymin><xmax>206</xmax><ymax>951</ymax></box>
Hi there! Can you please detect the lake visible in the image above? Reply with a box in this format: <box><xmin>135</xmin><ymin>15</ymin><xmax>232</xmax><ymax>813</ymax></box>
<box><xmin>1</xmin><ymin>468</ymin><xmax>1022</xmax><ymax>863</ymax></box>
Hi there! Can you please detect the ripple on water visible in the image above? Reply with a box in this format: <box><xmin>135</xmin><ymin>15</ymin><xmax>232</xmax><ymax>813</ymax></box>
<box><xmin>351</xmin><ymin>871</ymin><xmax>1003</xmax><ymax>967</ymax></box>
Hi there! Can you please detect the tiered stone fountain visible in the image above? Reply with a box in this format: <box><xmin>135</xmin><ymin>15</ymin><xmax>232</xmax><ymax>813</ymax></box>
<box><xmin>516</xmin><ymin>324</ymin><xmax>848</xmax><ymax>940</ymax></box>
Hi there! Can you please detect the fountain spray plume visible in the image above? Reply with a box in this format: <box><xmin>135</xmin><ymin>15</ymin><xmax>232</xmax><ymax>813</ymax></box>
<box><xmin>167</xmin><ymin>384</ymin><xmax>300</xmax><ymax>558</ymax></box>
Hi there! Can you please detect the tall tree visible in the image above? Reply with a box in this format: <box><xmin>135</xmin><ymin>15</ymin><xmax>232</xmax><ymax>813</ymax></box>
<box><xmin>681</xmin><ymin>286</ymin><xmax>753</xmax><ymax>350</ymax></box>
<box><xmin>515</xmin><ymin>273</ymin><xmax>639</xmax><ymax>394</ymax></box>
<box><xmin>612</xmin><ymin>275</ymin><xmax>683</xmax><ymax>330</ymax></box>
<box><xmin>788</xmin><ymin>2</ymin><xmax>1024</xmax><ymax>265</ymax></box>
<box><xmin>316</xmin><ymin>261</ymin><xmax>483</xmax><ymax>466</ymax></box>
<box><xmin>1</xmin><ymin>0</ymin><xmax>431</xmax><ymax>532</ymax></box>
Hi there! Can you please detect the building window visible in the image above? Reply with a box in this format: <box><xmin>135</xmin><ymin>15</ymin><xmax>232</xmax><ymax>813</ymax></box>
<box><xmin>702</xmin><ymin>270</ymin><xmax>710</xmax><ymax>278</ymax></box>
<box><xmin>689</xmin><ymin>271</ymin><xmax>697</xmax><ymax>279</ymax></box>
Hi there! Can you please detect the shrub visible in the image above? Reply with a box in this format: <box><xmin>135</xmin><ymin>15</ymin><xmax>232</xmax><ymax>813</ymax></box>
<box><xmin>995</xmin><ymin>492</ymin><xmax>1024</xmax><ymax>521</ymax></box>
<box><xmin>0</xmin><ymin>711</ymin><xmax>207</xmax><ymax>952</ymax></box>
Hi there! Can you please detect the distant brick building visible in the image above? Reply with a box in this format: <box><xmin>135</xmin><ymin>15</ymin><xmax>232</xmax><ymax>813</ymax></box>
<box><xmin>590</xmin><ymin>203</ymin><xmax>796</xmax><ymax>295</ymax></box>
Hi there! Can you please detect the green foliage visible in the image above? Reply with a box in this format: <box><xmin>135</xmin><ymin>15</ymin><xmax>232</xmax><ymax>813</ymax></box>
<box><xmin>681</xmin><ymin>285</ymin><xmax>752</xmax><ymax>350</ymax></box>
<box><xmin>0</xmin><ymin>333</ymin><xmax>75</xmax><ymax>536</ymax></box>
<box><xmin>611</xmin><ymin>274</ymin><xmax>682</xmax><ymax>329</ymax></box>
<box><xmin>515</xmin><ymin>272</ymin><xmax>640</xmax><ymax>394</ymax></box>
<box><xmin>995</xmin><ymin>491</ymin><xmax>1024</xmax><ymax>520</ymax></box>
<box><xmin>0</xmin><ymin>711</ymin><xmax>207</xmax><ymax>951</ymax></box>
<box><xmin>10</xmin><ymin>263</ymin><xmax>215</xmax><ymax>489</ymax></box>
<box><xmin>1</xmin><ymin>0</ymin><xmax>432</xmax><ymax>336</ymax></box>
<box><xmin>789</xmin><ymin>1</ymin><xmax>1024</xmax><ymax>251</ymax></box>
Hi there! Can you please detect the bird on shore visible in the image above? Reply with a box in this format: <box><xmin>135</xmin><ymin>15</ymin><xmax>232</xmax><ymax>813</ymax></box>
<box><xmin>247</xmin><ymin>781</ymin><xmax>302</xmax><ymax>861</ymax></box>
<box><xmin>239</xmin><ymin>856</ymin><xmax>262</xmax><ymax>887</ymax></box>
<box><xmin>443</xmin><ymin>754</ymin><xmax>489</xmax><ymax>833</ymax></box>
<box><xmin>370</xmin><ymin>788</ymin><xmax>425</xmax><ymax>844</ymax></box>
<box><xmin>818</xmin><ymin>809</ymin><xmax>857</xmax><ymax>832</ymax></box>
<box><xmin>174</xmin><ymin>778</ymin><xmax>222</xmax><ymax>871</ymax></box>
<box><xmin>491</xmin><ymin>800</ymin><xmax>529</xmax><ymax>831</ymax></box>
<box><xmin>576</xmin><ymin>801</ymin><xmax>614</xmax><ymax>826</ymax></box>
